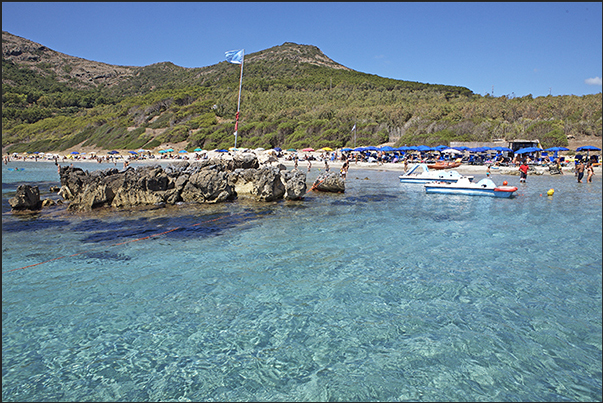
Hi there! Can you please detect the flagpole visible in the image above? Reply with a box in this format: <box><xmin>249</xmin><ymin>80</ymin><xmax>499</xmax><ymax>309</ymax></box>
<box><xmin>234</xmin><ymin>51</ymin><xmax>244</xmax><ymax>149</ymax></box>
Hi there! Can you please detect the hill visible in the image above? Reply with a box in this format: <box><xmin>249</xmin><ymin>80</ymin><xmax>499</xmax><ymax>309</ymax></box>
<box><xmin>2</xmin><ymin>31</ymin><xmax>601</xmax><ymax>154</ymax></box>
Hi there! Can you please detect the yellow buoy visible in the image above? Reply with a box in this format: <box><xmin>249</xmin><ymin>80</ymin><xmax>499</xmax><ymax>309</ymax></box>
<box><xmin>547</xmin><ymin>188</ymin><xmax>554</xmax><ymax>196</ymax></box>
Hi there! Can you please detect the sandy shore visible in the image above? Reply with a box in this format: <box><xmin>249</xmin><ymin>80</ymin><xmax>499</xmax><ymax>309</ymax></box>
<box><xmin>5</xmin><ymin>149</ymin><xmax>601</xmax><ymax>177</ymax></box>
<box><xmin>275</xmin><ymin>158</ymin><xmax>602</xmax><ymax>176</ymax></box>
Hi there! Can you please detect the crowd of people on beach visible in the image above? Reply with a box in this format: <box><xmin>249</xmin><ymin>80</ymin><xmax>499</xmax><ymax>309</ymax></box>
<box><xmin>4</xmin><ymin>148</ymin><xmax>600</xmax><ymax>185</ymax></box>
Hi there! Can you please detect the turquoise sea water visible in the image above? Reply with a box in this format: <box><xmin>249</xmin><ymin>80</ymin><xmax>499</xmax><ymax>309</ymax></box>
<box><xmin>2</xmin><ymin>161</ymin><xmax>602</xmax><ymax>402</ymax></box>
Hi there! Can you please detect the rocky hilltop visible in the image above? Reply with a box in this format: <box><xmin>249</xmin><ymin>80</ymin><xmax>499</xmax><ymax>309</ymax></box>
<box><xmin>2</xmin><ymin>31</ymin><xmax>136</xmax><ymax>89</ymax></box>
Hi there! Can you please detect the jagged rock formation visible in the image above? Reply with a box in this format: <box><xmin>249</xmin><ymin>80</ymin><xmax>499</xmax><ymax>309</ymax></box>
<box><xmin>8</xmin><ymin>184</ymin><xmax>42</xmax><ymax>210</ymax></box>
<box><xmin>311</xmin><ymin>172</ymin><xmax>346</xmax><ymax>193</ymax></box>
<box><xmin>54</xmin><ymin>155</ymin><xmax>311</xmax><ymax>212</ymax></box>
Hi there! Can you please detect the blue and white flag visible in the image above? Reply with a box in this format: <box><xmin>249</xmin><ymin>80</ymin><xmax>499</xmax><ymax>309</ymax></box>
<box><xmin>225</xmin><ymin>49</ymin><xmax>244</xmax><ymax>64</ymax></box>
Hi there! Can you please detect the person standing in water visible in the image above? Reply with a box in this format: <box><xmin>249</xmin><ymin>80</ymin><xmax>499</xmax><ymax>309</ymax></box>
<box><xmin>519</xmin><ymin>160</ymin><xmax>529</xmax><ymax>182</ymax></box>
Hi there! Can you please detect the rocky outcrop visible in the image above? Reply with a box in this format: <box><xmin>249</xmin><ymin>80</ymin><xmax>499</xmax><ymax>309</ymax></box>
<box><xmin>53</xmin><ymin>156</ymin><xmax>313</xmax><ymax>212</ymax></box>
<box><xmin>8</xmin><ymin>185</ymin><xmax>42</xmax><ymax>210</ymax></box>
<box><xmin>311</xmin><ymin>172</ymin><xmax>345</xmax><ymax>193</ymax></box>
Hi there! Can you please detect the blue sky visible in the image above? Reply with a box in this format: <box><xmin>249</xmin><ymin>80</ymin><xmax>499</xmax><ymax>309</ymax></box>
<box><xmin>3</xmin><ymin>2</ymin><xmax>602</xmax><ymax>98</ymax></box>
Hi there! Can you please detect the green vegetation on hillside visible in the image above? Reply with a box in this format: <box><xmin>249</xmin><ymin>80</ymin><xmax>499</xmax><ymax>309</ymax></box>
<box><xmin>2</xmin><ymin>41</ymin><xmax>601</xmax><ymax>154</ymax></box>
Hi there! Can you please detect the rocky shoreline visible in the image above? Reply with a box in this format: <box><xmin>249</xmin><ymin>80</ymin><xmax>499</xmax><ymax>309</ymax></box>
<box><xmin>8</xmin><ymin>154</ymin><xmax>346</xmax><ymax>213</ymax></box>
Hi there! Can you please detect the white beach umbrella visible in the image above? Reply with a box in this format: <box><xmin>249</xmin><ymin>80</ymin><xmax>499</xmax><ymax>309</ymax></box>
<box><xmin>442</xmin><ymin>148</ymin><xmax>463</xmax><ymax>154</ymax></box>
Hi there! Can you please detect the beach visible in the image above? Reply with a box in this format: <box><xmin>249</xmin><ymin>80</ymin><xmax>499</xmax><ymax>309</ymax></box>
<box><xmin>5</xmin><ymin>148</ymin><xmax>602</xmax><ymax>178</ymax></box>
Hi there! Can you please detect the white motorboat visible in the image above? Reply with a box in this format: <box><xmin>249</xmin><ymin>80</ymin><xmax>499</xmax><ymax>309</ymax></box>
<box><xmin>399</xmin><ymin>163</ymin><xmax>473</xmax><ymax>184</ymax></box>
<box><xmin>424</xmin><ymin>177</ymin><xmax>518</xmax><ymax>198</ymax></box>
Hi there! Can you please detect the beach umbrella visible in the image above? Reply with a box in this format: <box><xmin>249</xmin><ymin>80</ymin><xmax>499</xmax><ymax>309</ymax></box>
<box><xmin>545</xmin><ymin>146</ymin><xmax>569</xmax><ymax>160</ymax></box>
<box><xmin>165</xmin><ymin>148</ymin><xmax>174</xmax><ymax>152</ymax></box>
<box><xmin>320</xmin><ymin>147</ymin><xmax>334</xmax><ymax>152</ymax></box>
<box><xmin>108</xmin><ymin>150</ymin><xmax>119</xmax><ymax>155</ymax></box>
<box><xmin>216</xmin><ymin>149</ymin><xmax>228</xmax><ymax>152</ymax></box>
<box><xmin>137</xmin><ymin>149</ymin><xmax>147</xmax><ymax>153</ymax></box>
<box><xmin>379</xmin><ymin>146</ymin><xmax>395</xmax><ymax>152</ymax></box>
<box><xmin>287</xmin><ymin>148</ymin><xmax>297</xmax><ymax>152</ymax></box>
<box><xmin>576</xmin><ymin>145</ymin><xmax>601</xmax><ymax>151</ymax></box>
<box><xmin>453</xmin><ymin>146</ymin><xmax>469</xmax><ymax>151</ymax></box>
<box><xmin>342</xmin><ymin>147</ymin><xmax>354</xmax><ymax>152</ymax></box>
<box><xmin>493</xmin><ymin>146</ymin><xmax>513</xmax><ymax>152</ymax></box>
<box><xmin>435</xmin><ymin>145</ymin><xmax>448</xmax><ymax>151</ymax></box>
<box><xmin>416</xmin><ymin>145</ymin><xmax>431</xmax><ymax>152</ymax></box>
<box><xmin>70</xmin><ymin>151</ymin><xmax>79</xmax><ymax>155</ymax></box>
<box><xmin>274</xmin><ymin>147</ymin><xmax>282</xmax><ymax>152</ymax></box>
<box><xmin>441</xmin><ymin>148</ymin><xmax>463</xmax><ymax>155</ymax></box>
<box><xmin>179</xmin><ymin>150</ymin><xmax>187</xmax><ymax>153</ymax></box>
<box><xmin>302</xmin><ymin>148</ymin><xmax>315</xmax><ymax>152</ymax></box>
<box><xmin>194</xmin><ymin>148</ymin><xmax>203</xmax><ymax>152</ymax></box>
<box><xmin>128</xmin><ymin>151</ymin><xmax>138</xmax><ymax>154</ymax></box>
<box><xmin>576</xmin><ymin>145</ymin><xmax>600</xmax><ymax>160</ymax></box>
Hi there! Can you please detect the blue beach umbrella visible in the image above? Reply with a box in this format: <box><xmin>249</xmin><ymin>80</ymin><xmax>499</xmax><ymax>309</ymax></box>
<box><xmin>274</xmin><ymin>147</ymin><xmax>282</xmax><ymax>152</ymax></box>
<box><xmin>128</xmin><ymin>151</ymin><xmax>138</xmax><ymax>154</ymax></box>
<box><xmin>179</xmin><ymin>150</ymin><xmax>187</xmax><ymax>153</ymax></box>
<box><xmin>545</xmin><ymin>146</ymin><xmax>569</xmax><ymax>160</ymax></box>
<box><xmin>493</xmin><ymin>146</ymin><xmax>513</xmax><ymax>152</ymax></box>
<box><xmin>70</xmin><ymin>151</ymin><xmax>79</xmax><ymax>155</ymax></box>
<box><xmin>576</xmin><ymin>145</ymin><xmax>601</xmax><ymax>152</ymax></box>
<box><xmin>342</xmin><ymin>147</ymin><xmax>354</xmax><ymax>152</ymax></box>
<box><xmin>165</xmin><ymin>148</ymin><xmax>174</xmax><ymax>152</ymax></box>
<box><xmin>576</xmin><ymin>145</ymin><xmax>601</xmax><ymax>160</ymax></box>
<box><xmin>194</xmin><ymin>148</ymin><xmax>203</xmax><ymax>152</ymax></box>
<box><xmin>108</xmin><ymin>150</ymin><xmax>119</xmax><ymax>155</ymax></box>
<box><xmin>379</xmin><ymin>146</ymin><xmax>395</xmax><ymax>152</ymax></box>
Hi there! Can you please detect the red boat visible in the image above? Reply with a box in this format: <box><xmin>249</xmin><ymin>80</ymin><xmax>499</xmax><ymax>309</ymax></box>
<box><xmin>427</xmin><ymin>161</ymin><xmax>462</xmax><ymax>170</ymax></box>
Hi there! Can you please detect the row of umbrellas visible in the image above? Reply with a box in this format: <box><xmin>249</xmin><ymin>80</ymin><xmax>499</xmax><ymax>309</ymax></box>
<box><xmin>29</xmin><ymin>145</ymin><xmax>602</xmax><ymax>157</ymax></box>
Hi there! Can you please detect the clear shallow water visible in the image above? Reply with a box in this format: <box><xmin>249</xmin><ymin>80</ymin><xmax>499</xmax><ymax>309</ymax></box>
<box><xmin>2</xmin><ymin>161</ymin><xmax>602</xmax><ymax>402</ymax></box>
